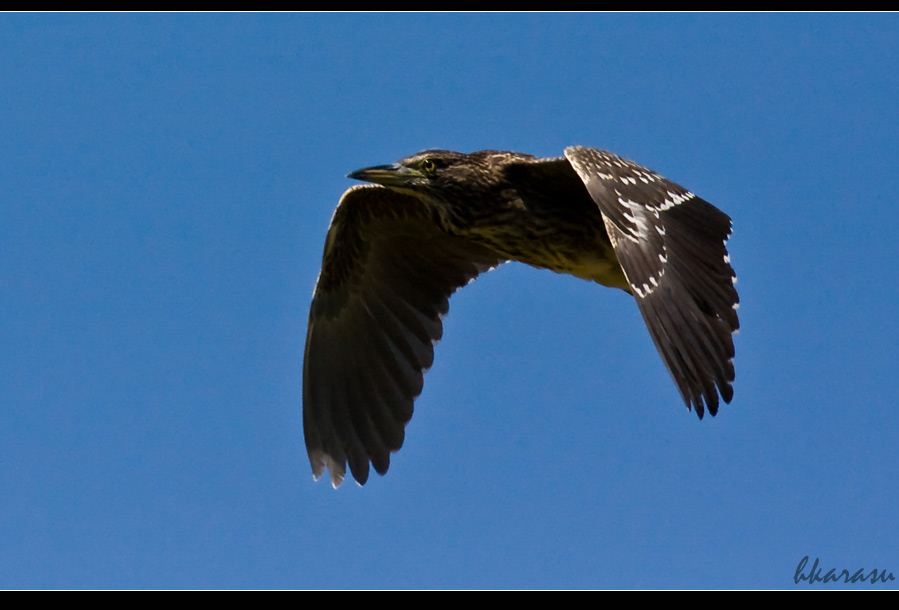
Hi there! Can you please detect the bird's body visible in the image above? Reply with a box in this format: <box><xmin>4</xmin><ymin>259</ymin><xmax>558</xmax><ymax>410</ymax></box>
<box><xmin>304</xmin><ymin>146</ymin><xmax>739</xmax><ymax>487</ymax></box>
<box><xmin>388</xmin><ymin>150</ymin><xmax>629</xmax><ymax>288</ymax></box>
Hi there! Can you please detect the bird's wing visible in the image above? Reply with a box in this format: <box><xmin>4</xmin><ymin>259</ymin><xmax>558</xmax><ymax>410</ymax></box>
<box><xmin>304</xmin><ymin>185</ymin><xmax>503</xmax><ymax>487</ymax></box>
<box><xmin>563</xmin><ymin>146</ymin><xmax>739</xmax><ymax>418</ymax></box>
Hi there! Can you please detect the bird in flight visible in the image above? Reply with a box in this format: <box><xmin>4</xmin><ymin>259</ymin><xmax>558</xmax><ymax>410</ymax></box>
<box><xmin>304</xmin><ymin>146</ymin><xmax>739</xmax><ymax>487</ymax></box>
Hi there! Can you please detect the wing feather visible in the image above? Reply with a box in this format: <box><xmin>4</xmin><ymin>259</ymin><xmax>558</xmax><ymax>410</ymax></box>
<box><xmin>564</xmin><ymin>146</ymin><xmax>739</xmax><ymax>417</ymax></box>
<box><xmin>303</xmin><ymin>185</ymin><xmax>503</xmax><ymax>486</ymax></box>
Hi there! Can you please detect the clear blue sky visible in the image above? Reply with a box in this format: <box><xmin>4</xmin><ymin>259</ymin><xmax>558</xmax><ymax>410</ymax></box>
<box><xmin>1</xmin><ymin>13</ymin><xmax>897</xmax><ymax>589</ymax></box>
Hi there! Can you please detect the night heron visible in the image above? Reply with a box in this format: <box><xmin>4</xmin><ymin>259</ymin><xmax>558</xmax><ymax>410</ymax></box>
<box><xmin>304</xmin><ymin>146</ymin><xmax>739</xmax><ymax>487</ymax></box>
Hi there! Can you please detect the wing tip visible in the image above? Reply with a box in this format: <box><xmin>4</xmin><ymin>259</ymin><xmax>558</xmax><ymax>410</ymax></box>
<box><xmin>684</xmin><ymin>377</ymin><xmax>735</xmax><ymax>420</ymax></box>
<box><xmin>309</xmin><ymin>450</ymin><xmax>348</xmax><ymax>489</ymax></box>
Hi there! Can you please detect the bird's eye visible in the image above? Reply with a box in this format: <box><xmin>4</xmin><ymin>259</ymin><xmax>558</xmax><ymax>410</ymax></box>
<box><xmin>420</xmin><ymin>158</ymin><xmax>437</xmax><ymax>173</ymax></box>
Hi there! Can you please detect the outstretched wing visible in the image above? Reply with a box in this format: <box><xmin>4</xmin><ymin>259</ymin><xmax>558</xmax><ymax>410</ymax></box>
<box><xmin>564</xmin><ymin>146</ymin><xmax>739</xmax><ymax>418</ymax></box>
<box><xmin>304</xmin><ymin>185</ymin><xmax>503</xmax><ymax>487</ymax></box>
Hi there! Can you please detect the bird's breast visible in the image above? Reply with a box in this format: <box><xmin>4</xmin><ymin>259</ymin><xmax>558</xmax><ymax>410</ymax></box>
<box><xmin>459</xmin><ymin>205</ymin><xmax>630</xmax><ymax>291</ymax></box>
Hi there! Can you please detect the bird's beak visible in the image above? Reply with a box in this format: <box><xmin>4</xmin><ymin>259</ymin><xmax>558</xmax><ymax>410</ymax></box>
<box><xmin>347</xmin><ymin>163</ymin><xmax>423</xmax><ymax>187</ymax></box>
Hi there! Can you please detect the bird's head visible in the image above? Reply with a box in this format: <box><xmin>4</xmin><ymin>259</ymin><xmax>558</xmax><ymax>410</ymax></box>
<box><xmin>348</xmin><ymin>149</ymin><xmax>513</xmax><ymax>205</ymax></box>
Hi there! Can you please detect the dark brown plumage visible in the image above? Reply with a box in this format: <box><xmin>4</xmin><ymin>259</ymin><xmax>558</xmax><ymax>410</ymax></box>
<box><xmin>304</xmin><ymin>147</ymin><xmax>739</xmax><ymax>487</ymax></box>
